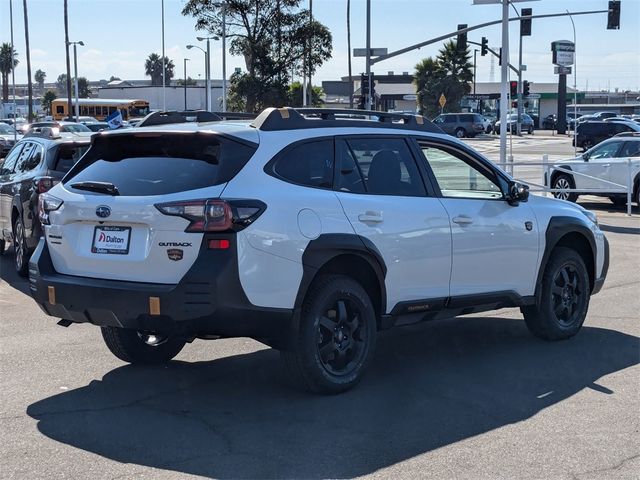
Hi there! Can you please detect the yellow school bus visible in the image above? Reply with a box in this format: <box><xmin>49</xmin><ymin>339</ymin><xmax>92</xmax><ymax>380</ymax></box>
<box><xmin>51</xmin><ymin>98</ymin><xmax>150</xmax><ymax>121</ymax></box>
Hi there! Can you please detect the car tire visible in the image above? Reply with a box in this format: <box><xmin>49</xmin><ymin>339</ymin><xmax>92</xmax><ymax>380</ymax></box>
<box><xmin>528</xmin><ymin>126</ymin><xmax>534</xmax><ymax>134</ymax></box>
<box><xmin>522</xmin><ymin>247</ymin><xmax>590</xmax><ymax>341</ymax></box>
<box><xmin>281</xmin><ymin>274</ymin><xmax>377</xmax><ymax>394</ymax></box>
<box><xmin>454</xmin><ymin>128</ymin><xmax>466</xmax><ymax>138</ymax></box>
<box><xmin>608</xmin><ymin>196</ymin><xmax>626</xmax><ymax>207</ymax></box>
<box><xmin>552</xmin><ymin>173</ymin><xmax>578</xmax><ymax>203</ymax></box>
<box><xmin>101</xmin><ymin>326</ymin><xmax>186</xmax><ymax>364</ymax></box>
<box><xmin>12</xmin><ymin>217</ymin><xmax>30</xmax><ymax>277</ymax></box>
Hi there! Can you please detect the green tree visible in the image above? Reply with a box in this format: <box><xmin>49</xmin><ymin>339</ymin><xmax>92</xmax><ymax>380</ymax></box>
<box><xmin>183</xmin><ymin>0</ymin><xmax>332</xmax><ymax>112</ymax></box>
<box><xmin>287</xmin><ymin>81</ymin><xmax>323</xmax><ymax>107</ymax></box>
<box><xmin>144</xmin><ymin>53</ymin><xmax>174</xmax><ymax>86</ymax></box>
<box><xmin>41</xmin><ymin>89</ymin><xmax>57</xmax><ymax>114</ymax></box>
<box><xmin>0</xmin><ymin>43</ymin><xmax>19</xmax><ymax>104</ymax></box>
<box><xmin>56</xmin><ymin>73</ymin><xmax>68</xmax><ymax>95</ymax></box>
<box><xmin>76</xmin><ymin>77</ymin><xmax>90</xmax><ymax>98</ymax></box>
<box><xmin>34</xmin><ymin>69</ymin><xmax>46</xmax><ymax>92</ymax></box>
<box><xmin>109</xmin><ymin>76</ymin><xmax>121</xmax><ymax>82</ymax></box>
<box><xmin>415</xmin><ymin>40</ymin><xmax>473</xmax><ymax>118</ymax></box>
<box><xmin>176</xmin><ymin>76</ymin><xmax>197</xmax><ymax>86</ymax></box>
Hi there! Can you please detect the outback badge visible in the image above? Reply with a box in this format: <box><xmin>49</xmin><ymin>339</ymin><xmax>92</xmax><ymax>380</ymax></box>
<box><xmin>167</xmin><ymin>248</ymin><xmax>184</xmax><ymax>261</ymax></box>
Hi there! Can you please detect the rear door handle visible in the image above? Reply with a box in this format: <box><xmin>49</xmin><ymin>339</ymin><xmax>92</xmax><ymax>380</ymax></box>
<box><xmin>358</xmin><ymin>211</ymin><xmax>383</xmax><ymax>223</ymax></box>
<box><xmin>452</xmin><ymin>216</ymin><xmax>474</xmax><ymax>225</ymax></box>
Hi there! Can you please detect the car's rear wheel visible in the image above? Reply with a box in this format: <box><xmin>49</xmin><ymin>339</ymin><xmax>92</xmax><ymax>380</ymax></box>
<box><xmin>522</xmin><ymin>247</ymin><xmax>590</xmax><ymax>340</ymax></box>
<box><xmin>101</xmin><ymin>326</ymin><xmax>186</xmax><ymax>364</ymax></box>
<box><xmin>281</xmin><ymin>274</ymin><xmax>377</xmax><ymax>394</ymax></box>
<box><xmin>12</xmin><ymin>217</ymin><xmax>30</xmax><ymax>277</ymax></box>
<box><xmin>454</xmin><ymin>128</ymin><xmax>466</xmax><ymax>138</ymax></box>
<box><xmin>552</xmin><ymin>173</ymin><xmax>578</xmax><ymax>202</ymax></box>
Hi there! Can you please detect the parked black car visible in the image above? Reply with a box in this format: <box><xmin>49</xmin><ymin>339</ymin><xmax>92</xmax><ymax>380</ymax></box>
<box><xmin>574</xmin><ymin>121</ymin><xmax>640</xmax><ymax>151</ymax></box>
<box><xmin>0</xmin><ymin>130</ymin><xmax>92</xmax><ymax>275</ymax></box>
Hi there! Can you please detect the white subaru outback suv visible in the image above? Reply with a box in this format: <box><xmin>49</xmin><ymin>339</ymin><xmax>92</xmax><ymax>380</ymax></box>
<box><xmin>29</xmin><ymin>108</ymin><xmax>609</xmax><ymax>394</ymax></box>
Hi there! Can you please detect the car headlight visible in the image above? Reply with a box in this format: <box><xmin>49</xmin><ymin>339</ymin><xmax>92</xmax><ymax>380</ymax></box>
<box><xmin>581</xmin><ymin>209</ymin><xmax>598</xmax><ymax>226</ymax></box>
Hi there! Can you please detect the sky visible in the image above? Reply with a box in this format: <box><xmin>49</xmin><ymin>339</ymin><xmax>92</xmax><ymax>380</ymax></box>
<box><xmin>1</xmin><ymin>0</ymin><xmax>639</xmax><ymax>92</ymax></box>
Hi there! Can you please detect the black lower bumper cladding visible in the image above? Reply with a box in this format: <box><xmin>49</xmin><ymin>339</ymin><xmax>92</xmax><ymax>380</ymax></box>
<box><xmin>28</xmin><ymin>236</ymin><xmax>292</xmax><ymax>340</ymax></box>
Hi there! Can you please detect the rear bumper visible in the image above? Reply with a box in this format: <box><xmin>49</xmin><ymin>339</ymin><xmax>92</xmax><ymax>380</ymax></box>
<box><xmin>28</xmin><ymin>237</ymin><xmax>293</xmax><ymax>341</ymax></box>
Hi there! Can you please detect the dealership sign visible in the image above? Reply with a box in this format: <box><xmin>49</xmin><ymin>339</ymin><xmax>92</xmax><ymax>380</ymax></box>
<box><xmin>551</xmin><ymin>40</ymin><xmax>575</xmax><ymax>66</ymax></box>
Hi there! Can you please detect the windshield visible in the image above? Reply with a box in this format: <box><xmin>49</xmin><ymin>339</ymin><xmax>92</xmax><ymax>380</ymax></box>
<box><xmin>0</xmin><ymin>123</ymin><xmax>16</xmax><ymax>134</ymax></box>
<box><xmin>60</xmin><ymin>124</ymin><xmax>92</xmax><ymax>133</ymax></box>
<box><xmin>130</xmin><ymin>106</ymin><xmax>150</xmax><ymax>118</ymax></box>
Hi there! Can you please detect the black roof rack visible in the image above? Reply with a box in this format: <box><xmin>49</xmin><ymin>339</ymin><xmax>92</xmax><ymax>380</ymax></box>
<box><xmin>212</xmin><ymin>112</ymin><xmax>258</xmax><ymax>120</ymax></box>
<box><xmin>250</xmin><ymin>107</ymin><xmax>443</xmax><ymax>134</ymax></box>
<box><xmin>136</xmin><ymin>110</ymin><xmax>222</xmax><ymax>127</ymax></box>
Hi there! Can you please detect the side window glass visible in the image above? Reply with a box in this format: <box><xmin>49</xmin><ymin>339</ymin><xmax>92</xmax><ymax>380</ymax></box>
<box><xmin>345</xmin><ymin>137</ymin><xmax>426</xmax><ymax>196</ymax></box>
<box><xmin>14</xmin><ymin>142</ymin><xmax>35</xmax><ymax>173</ymax></box>
<box><xmin>419</xmin><ymin>144</ymin><xmax>503</xmax><ymax>199</ymax></box>
<box><xmin>272</xmin><ymin>139</ymin><xmax>334</xmax><ymax>189</ymax></box>
<box><xmin>19</xmin><ymin>144</ymin><xmax>44</xmax><ymax>172</ymax></box>
<box><xmin>444</xmin><ymin>115</ymin><xmax>457</xmax><ymax>123</ymax></box>
<box><xmin>620</xmin><ymin>142</ymin><xmax>640</xmax><ymax>158</ymax></box>
<box><xmin>589</xmin><ymin>141</ymin><xmax>620</xmax><ymax>159</ymax></box>
<box><xmin>0</xmin><ymin>144</ymin><xmax>23</xmax><ymax>174</ymax></box>
<box><xmin>336</xmin><ymin>140</ymin><xmax>366</xmax><ymax>193</ymax></box>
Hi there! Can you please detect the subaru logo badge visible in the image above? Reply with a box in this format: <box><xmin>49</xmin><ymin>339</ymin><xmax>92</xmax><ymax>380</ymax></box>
<box><xmin>95</xmin><ymin>205</ymin><xmax>111</xmax><ymax>218</ymax></box>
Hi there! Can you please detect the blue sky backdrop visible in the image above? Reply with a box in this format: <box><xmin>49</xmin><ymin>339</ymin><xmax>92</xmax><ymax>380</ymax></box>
<box><xmin>2</xmin><ymin>0</ymin><xmax>639</xmax><ymax>91</ymax></box>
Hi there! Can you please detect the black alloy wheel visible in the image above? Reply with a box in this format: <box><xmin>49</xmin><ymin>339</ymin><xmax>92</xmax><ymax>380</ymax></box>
<box><xmin>550</xmin><ymin>263</ymin><xmax>584</xmax><ymax>327</ymax></box>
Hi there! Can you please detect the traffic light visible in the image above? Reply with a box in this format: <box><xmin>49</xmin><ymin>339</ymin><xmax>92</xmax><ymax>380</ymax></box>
<box><xmin>510</xmin><ymin>81</ymin><xmax>518</xmax><ymax>98</ymax></box>
<box><xmin>512</xmin><ymin>101</ymin><xmax>518</xmax><ymax>109</ymax></box>
<box><xmin>520</xmin><ymin>8</ymin><xmax>532</xmax><ymax>36</ymax></box>
<box><xmin>607</xmin><ymin>1</ymin><xmax>620</xmax><ymax>30</ymax></box>
<box><xmin>523</xmin><ymin>80</ymin><xmax>530</xmax><ymax>96</ymax></box>
<box><xmin>481</xmin><ymin>37</ymin><xmax>489</xmax><ymax>56</ymax></box>
<box><xmin>360</xmin><ymin>73</ymin><xmax>369</xmax><ymax>97</ymax></box>
<box><xmin>457</xmin><ymin>24</ymin><xmax>468</xmax><ymax>51</ymax></box>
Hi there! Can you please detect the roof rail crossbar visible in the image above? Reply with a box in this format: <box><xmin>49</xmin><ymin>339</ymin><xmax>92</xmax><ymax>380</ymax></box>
<box><xmin>250</xmin><ymin>107</ymin><xmax>442</xmax><ymax>134</ymax></box>
<box><xmin>212</xmin><ymin>112</ymin><xmax>259</xmax><ymax>121</ymax></box>
<box><xmin>136</xmin><ymin>110</ymin><xmax>222</xmax><ymax>127</ymax></box>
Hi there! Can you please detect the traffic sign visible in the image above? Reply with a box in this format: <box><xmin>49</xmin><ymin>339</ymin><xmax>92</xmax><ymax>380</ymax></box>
<box><xmin>439</xmin><ymin>94</ymin><xmax>447</xmax><ymax>108</ymax></box>
<box><xmin>554</xmin><ymin>65</ymin><xmax>572</xmax><ymax>75</ymax></box>
<box><xmin>551</xmin><ymin>40</ymin><xmax>575</xmax><ymax>66</ymax></box>
<box><xmin>353</xmin><ymin>48</ymin><xmax>388</xmax><ymax>57</ymax></box>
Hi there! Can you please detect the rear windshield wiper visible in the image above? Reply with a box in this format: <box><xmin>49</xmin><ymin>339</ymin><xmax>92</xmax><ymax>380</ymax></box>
<box><xmin>69</xmin><ymin>181</ymin><xmax>120</xmax><ymax>196</ymax></box>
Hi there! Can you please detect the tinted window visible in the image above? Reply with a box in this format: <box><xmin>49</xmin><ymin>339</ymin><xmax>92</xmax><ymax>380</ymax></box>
<box><xmin>54</xmin><ymin>144</ymin><xmax>91</xmax><ymax>173</ymax></box>
<box><xmin>60</xmin><ymin>124</ymin><xmax>92</xmax><ymax>133</ymax></box>
<box><xmin>443</xmin><ymin>115</ymin><xmax>457</xmax><ymax>123</ymax></box>
<box><xmin>419</xmin><ymin>143</ymin><xmax>502</xmax><ymax>199</ymax></box>
<box><xmin>18</xmin><ymin>144</ymin><xmax>44</xmax><ymax>172</ymax></box>
<box><xmin>65</xmin><ymin>133</ymin><xmax>256</xmax><ymax>196</ymax></box>
<box><xmin>14</xmin><ymin>142</ymin><xmax>35</xmax><ymax>172</ymax></box>
<box><xmin>0</xmin><ymin>143</ymin><xmax>23</xmax><ymax>174</ymax></box>
<box><xmin>342</xmin><ymin>137</ymin><xmax>426</xmax><ymax>196</ymax></box>
<box><xmin>620</xmin><ymin>141</ymin><xmax>640</xmax><ymax>157</ymax></box>
<box><xmin>336</xmin><ymin>140</ymin><xmax>366</xmax><ymax>193</ymax></box>
<box><xmin>272</xmin><ymin>139</ymin><xmax>334</xmax><ymax>189</ymax></box>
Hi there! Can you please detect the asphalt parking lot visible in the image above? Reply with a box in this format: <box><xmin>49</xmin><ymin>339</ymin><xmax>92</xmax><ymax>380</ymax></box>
<box><xmin>1</xmin><ymin>133</ymin><xmax>639</xmax><ymax>480</ymax></box>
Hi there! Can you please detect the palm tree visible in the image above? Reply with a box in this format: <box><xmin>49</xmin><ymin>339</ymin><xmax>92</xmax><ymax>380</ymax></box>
<box><xmin>34</xmin><ymin>69</ymin><xmax>46</xmax><ymax>92</ymax></box>
<box><xmin>23</xmin><ymin>0</ymin><xmax>34</xmax><ymax>120</ymax></box>
<box><xmin>145</xmin><ymin>53</ymin><xmax>175</xmax><ymax>86</ymax></box>
<box><xmin>436</xmin><ymin>40</ymin><xmax>473</xmax><ymax>113</ymax></box>
<box><xmin>414</xmin><ymin>57</ymin><xmax>441</xmax><ymax>117</ymax></box>
<box><xmin>0</xmin><ymin>43</ymin><xmax>19</xmax><ymax>104</ymax></box>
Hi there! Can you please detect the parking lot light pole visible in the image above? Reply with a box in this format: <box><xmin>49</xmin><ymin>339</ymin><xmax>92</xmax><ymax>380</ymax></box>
<box><xmin>187</xmin><ymin>44</ymin><xmax>208</xmax><ymax>110</ymax></box>
<box><xmin>67</xmin><ymin>40</ymin><xmax>84</xmax><ymax>121</ymax></box>
<box><xmin>567</xmin><ymin>9</ymin><xmax>578</xmax><ymax>157</ymax></box>
<box><xmin>183</xmin><ymin>58</ymin><xmax>190</xmax><ymax>110</ymax></box>
<box><xmin>197</xmin><ymin>35</ymin><xmax>218</xmax><ymax>112</ymax></box>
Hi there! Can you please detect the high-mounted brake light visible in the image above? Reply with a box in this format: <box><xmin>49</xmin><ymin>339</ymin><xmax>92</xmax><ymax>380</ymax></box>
<box><xmin>155</xmin><ymin>199</ymin><xmax>266</xmax><ymax>233</ymax></box>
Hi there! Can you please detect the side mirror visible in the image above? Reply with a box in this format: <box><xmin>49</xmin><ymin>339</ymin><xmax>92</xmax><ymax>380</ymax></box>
<box><xmin>582</xmin><ymin>152</ymin><xmax>590</xmax><ymax>161</ymax></box>
<box><xmin>506</xmin><ymin>181</ymin><xmax>529</xmax><ymax>206</ymax></box>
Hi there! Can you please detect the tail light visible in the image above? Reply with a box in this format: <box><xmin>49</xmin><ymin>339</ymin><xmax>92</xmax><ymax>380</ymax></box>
<box><xmin>34</xmin><ymin>176</ymin><xmax>60</xmax><ymax>194</ymax></box>
<box><xmin>155</xmin><ymin>199</ymin><xmax>266</xmax><ymax>233</ymax></box>
<box><xmin>38</xmin><ymin>193</ymin><xmax>64</xmax><ymax>225</ymax></box>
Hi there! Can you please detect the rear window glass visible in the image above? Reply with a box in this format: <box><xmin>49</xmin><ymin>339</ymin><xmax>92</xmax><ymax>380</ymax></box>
<box><xmin>53</xmin><ymin>144</ymin><xmax>91</xmax><ymax>173</ymax></box>
<box><xmin>64</xmin><ymin>133</ymin><xmax>256</xmax><ymax>196</ymax></box>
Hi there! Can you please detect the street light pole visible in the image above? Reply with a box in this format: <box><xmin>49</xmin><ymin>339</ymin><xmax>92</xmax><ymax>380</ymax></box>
<box><xmin>161</xmin><ymin>0</ymin><xmax>166</xmax><ymax>110</ymax></box>
<box><xmin>68</xmin><ymin>40</ymin><xmax>84</xmax><ymax>121</ymax></box>
<box><xmin>499</xmin><ymin>0</ymin><xmax>510</xmax><ymax>170</ymax></box>
<box><xmin>567</xmin><ymin>9</ymin><xmax>578</xmax><ymax>157</ymax></box>
<box><xmin>365</xmin><ymin>0</ymin><xmax>372</xmax><ymax>110</ymax></box>
<box><xmin>183</xmin><ymin>58</ymin><xmax>190</xmax><ymax>110</ymax></box>
<box><xmin>9</xmin><ymin>0</ymin><xmax>17</xmax><ymax>140</ymax></box>
<box><xmin>473</xmin><ymin>48</ymin><xmax>478</xmax><ymax>96</ymax></box>
<box><xmin>197</xmin><ymin>35</ymin><xmax>218</xmax><ymax>111</ymax></box>
<box><xmin>222</xmin><ymin>3</ymin><xmax>227</xmax><ymax>111</ymax></box>
<box><xmin>187</xmin><ymin>44</ymin><xmax>208</xmax><ymax>110</ymax></box>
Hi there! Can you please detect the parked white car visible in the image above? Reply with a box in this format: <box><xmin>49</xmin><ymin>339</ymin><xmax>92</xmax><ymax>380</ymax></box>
<box><xmin>550</xmin><ymin>135</ymin><xmax>640</xmax><ymax>207</ymax></box>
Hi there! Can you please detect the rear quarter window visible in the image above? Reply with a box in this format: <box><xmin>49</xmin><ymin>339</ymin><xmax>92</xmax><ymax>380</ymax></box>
<box><xmin>64</xmin><ymin>133</ymin><xmax>256</xmax><ymax>196</ymax></box>
<box><xmin>268</xmin><ymin>139</ymin><xmax>334</xmax><ymax>189</ymax></box>
<box><xmin>52</xmin><ymin>144</ymin><xmax>91</xmax><ymax>173</ymax></box>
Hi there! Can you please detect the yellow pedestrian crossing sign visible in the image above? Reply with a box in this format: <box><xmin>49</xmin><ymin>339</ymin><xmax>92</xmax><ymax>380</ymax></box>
<box><xmin>439</xmin><ymin>94</ymin><xmax>447</xmax><ymax>108</ymax></box>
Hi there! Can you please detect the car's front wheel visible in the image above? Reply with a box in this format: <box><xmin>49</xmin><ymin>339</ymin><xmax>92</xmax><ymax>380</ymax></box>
<box><xmin>281</xmin><ymin>274</ymin><xmax>377</xmax><ymax>394</ymax></box>
<box><xmin>522</xmin><ymin>247</ymin><xmax>590</xmax><ymax>340</ymax></box>
<box><xmin>101</xmin><ymin>326</ymin><xmax>186</xmax><ymax>364</ymax></box>
<box><xmin>12</xmin><ymin>217</ymin><xmax>30</xmax><ymax>277</ymax></box>
<box><xmin>552</xmin><ymin>173</ymin><xmax>578</xmax><ymax>202</ymax></box>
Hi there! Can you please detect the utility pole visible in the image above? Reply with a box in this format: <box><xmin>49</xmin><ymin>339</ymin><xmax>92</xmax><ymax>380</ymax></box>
<box><xmin>308</xmin><ymin>0</ymin><xmax>313</xmax><ymax>106</ymax></box>
<box><xmin>347</xmin><ymin>0</ymin><xmax>353</xmax><ymax>108</ymax></box>
<box><xmin>473</xmin><ymin>49</ymin><xmax>478</xmax><ymax>96</ymax></box>
<box><xmin>366</xmin><ymin>0</ymin><xmax>372</xmax><ymax>110</ymax></box>
<box><xmin>9</xmin><ymin>0</ymin><xmax>17</xmax><ymax>140</ymax></box>
<box><xmin>63</xmin><ymin>0</ymin><xmax>72</xmax><ymax>120</ymax></box>
<box><xmin>222</xmin><ymin>3</ymin><xmax>227</xmax><ymax>111</ymax></box>
<box><xmin>161</xmin><ymin>0</ymin><xmax>166</xmax><ymax>110</ymax></box>
<box><xmin>183</xmin><ymin>58</ymin><xmax>189</xmax><ymax>110</ymax></box>
<box><xmin>499</xmin><ymin>0</ymin><xmax>509</xmax><ymax>170</ymax></box>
